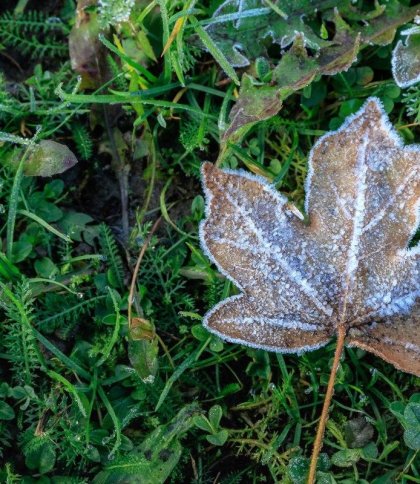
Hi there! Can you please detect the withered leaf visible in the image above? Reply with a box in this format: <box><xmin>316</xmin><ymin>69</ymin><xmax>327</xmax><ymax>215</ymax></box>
<box><xmin>200</xmin><ymin>98</ymin><xmax>420</xmax><ymax>376</ymax></box>
<box><xmin>69</xmin><ymin>0</ymin><xmax>104</xmax><ymax>85</ymax></box>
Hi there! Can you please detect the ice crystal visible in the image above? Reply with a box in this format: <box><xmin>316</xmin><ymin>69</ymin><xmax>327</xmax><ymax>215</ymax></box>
<box><xmin>98</xmin><ymin>0</ymin><xmax>135</xmax><ymax>27</ymax></box>
<box><xmin>200</xmin><ymin>97</ymin><xmax>420</xmax><ymax>376</ymax></box>
<box><xmin>392</xmin><ymin>25</ymin><xmax>420</xmax><ymax>88</ymax></box>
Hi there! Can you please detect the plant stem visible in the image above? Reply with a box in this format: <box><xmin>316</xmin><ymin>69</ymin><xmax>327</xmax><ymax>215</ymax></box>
<box><xmin>307</xmin><ymin>325</ymin><xmax>346</xmax><ymax>484</ymax></box>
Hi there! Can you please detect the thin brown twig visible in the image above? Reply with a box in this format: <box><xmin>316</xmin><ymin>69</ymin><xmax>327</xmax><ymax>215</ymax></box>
<box><xmin>307</xmin><ymin>325</ymin><xmax>346</xmax><ymax>484</ymax></box>
<box><xmin>128</xmin><ymin>217</ymin><xmax>162</xmax><ymax>329</ymax></box>
<box><xmin>398</xmin><ymin>122</ymin><xmax>420</xmax><ymax>130</ymax></box>
<box><xmin>127</xmin><ymin>216</ymin><xmax>176</xmax><ymax>369</ymax></box>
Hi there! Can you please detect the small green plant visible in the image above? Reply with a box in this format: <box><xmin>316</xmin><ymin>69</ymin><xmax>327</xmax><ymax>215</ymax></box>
<box><xmin>194</xmin><ymin>404</ymin><xmax>229</xmax><ymax>446</ymax></box>
<box><xmin>390</xmin><ymin>394</ymin><xmax>420</xmax><ymax>451</ymax></box>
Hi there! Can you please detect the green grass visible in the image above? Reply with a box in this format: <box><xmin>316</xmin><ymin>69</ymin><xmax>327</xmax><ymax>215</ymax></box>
<box><xmin>0</xmin><ymin>1</ymin><xmax>419</xmax><ymax>482</ymax></box>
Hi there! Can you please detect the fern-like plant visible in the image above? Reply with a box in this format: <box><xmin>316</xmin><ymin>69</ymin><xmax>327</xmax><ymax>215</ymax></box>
<box><xmin>71</xmin><ymin>122</ymin><xmax>93</xmax><ymax>161</ymax></box>
<box><xmin>402</xmin><ymin>84</ymin><xmax>420</xmax><ymax>123</ymax></box>
<box><xmin>0</xmin><ymin>281</ymin><xmax>43</xmax><ymax>386</ymax></box>
<box><xmin>0</xmin><ymin>10</ymin><xmax>68</xmax><ymax>59</ymax></box>
<box><xmin>99</xmin><ymin>223</ymin><xmax>125</xmax><ymax>289</ymax></box>
<box><xmin>37</xmin><ymin>294</ymin><xmax>106</xmax><ymax>338</ymax></box>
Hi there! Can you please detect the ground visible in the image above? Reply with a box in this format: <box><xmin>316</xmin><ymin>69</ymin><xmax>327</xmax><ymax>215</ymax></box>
<box><xmin>0</xmin><ymin>1</ymin><xmax>419</xmax><ymax>483</ymax></box>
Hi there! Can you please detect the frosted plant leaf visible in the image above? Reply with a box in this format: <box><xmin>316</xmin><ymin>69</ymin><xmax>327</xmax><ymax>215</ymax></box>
<box><xmin>98</xmin><ymin>0</ymin><xmax>135</xmax><ymax>27</ymax></box>
<box><xmin>200</xmin><ymin>97</ymin><xmax>420</xmax><ymax>376</ymax></box>
<box><xmin>203</xmin><ymin>0</ymin><xmax>331</xmax><ymax>68</ymax></box>
<box><xmin>11</xmin><ymin>140</ymin><xmax>78</xmax><ymax>177</ymax></box>
<box><xmin>392</xmin><ymin>26</ymin><xmax>420</xmax><ymax>88</ymax></box>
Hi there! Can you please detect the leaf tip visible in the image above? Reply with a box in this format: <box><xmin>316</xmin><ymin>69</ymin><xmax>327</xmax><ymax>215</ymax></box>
<box><xmin>361</xmin><ymin>96</ymin><xmax>385</xmax><ymax>120</ymax></box>
<box><xmin>201</xmin><ymin>162</ymin><xmax>221</xmax><ymax>194</ymax></box>
<box><xmin>201</xmin><ymin>161</ymin><xmax>216</xmax><ymax>178</ymax></box>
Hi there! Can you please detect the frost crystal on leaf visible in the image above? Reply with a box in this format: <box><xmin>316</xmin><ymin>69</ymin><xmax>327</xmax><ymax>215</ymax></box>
<box><xmin>391</xmin><ymin>27</ymin><xmax>420</xmax><ymax>88</ymax></box>
<box><xmin>200</xmin><ymin>97</ymin><xmax>420</xmax><ymax>376</ymax></box>
<box><xmin>98</xmin><ymin>0</ymin><xmax>135</xmax><ymax>27</ymax></box>
<box><xmin>203</xmin><ymin>0</ymin><xmax>330</xmax><ymax>68</ymax></box>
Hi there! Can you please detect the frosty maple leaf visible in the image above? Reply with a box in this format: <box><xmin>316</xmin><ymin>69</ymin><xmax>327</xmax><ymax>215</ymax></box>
<box><xmin>200</xmin><ymin>97</ymin><xmax>420</xmax><ymax>377</ymax></box>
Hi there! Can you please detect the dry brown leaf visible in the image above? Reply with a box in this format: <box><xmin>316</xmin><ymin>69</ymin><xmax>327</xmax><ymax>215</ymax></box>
<box><xmin>69</xmin><ymin>0</ymin><xmax>104</xmax><ymax>86</ymax></box>
<box><xmin>200</xmin><ymin>97</ymin><xmax>420</xmax><ymax>376</ymax></box>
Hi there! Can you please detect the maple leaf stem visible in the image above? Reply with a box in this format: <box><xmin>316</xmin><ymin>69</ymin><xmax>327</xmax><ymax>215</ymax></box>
<box><xmin>307</xmin><ymin>325</ymin><xmax>346</xmax><ymax>484</ymax></box>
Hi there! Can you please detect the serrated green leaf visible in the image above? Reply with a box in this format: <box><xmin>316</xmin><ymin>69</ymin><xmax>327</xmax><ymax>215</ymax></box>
<box><xmin>222</xmin><ymin>74</ymin><xmax>282</xmax><ymax>142</ymax></box>
<box><xmin>94</xmin><ymin>441</ymin><xmax>182</xmax><ymax>484</ymax></box>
